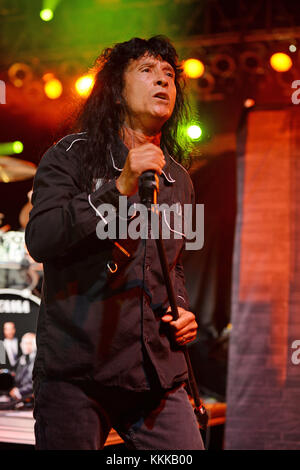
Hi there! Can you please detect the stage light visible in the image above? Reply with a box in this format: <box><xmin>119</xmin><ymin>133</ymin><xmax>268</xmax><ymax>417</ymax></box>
<box><xmin>0</xmin><ymin>141</ymin><xmax>24</xmax><ymax>155</ymax></box>
<box><xmin>197</xmin><ymin>72</ymin><xmax>215</xmax><ymax>95</ymax></box>
<box><xmin>289</xmin><ymin>44</ymin><xmax>297</xmax><ymax>53</ymax></box>
<box><xmin>240</xmin><ymin>51</ymin><xmax>262</xmax><ymax>74</ymax></box>
<box><xmin>24</xmin><ymin>80</ymin><xmax>45</xmax><ymax>104</ymax></box>
<box><xmin>40</xmin><ymin>0</ymin><xmax>61</xmax><ymax>21</ymax></box>
<box><xmin>44</xmin><ymin>78</ymin><xmax>63</xmax><ymax>99</ymax></box>
<box><xmin>42</xmin><ymin>72</ymin><xmax>55</xmax><ymax>82</ymax></box>
<box><xmin>270</xmin><ymin>52</ymin><xmax>292</xmax><ymax>72</ymax></box>
<box><xmin>8</xmin><ymin>63</ymin><xmax>33</xmax><ymax>87</ymax></box>
<box><xmin>187</xmin><ymin>124</ymin><xmax>202</xmax><ymax>140</ymax></box>
<box><xmin>40</xmin><ymin>8</ymin><xmax>54</xmax><ymax>21</ymax></box>
<box><xmin>13</xmin><ymin>141</ymin><xmax>24</xmax><ymax>154</ymax></box>
<box><xmin>244</xmin><ymin>98</ymin><xmax>255</xmax><ymax>108</ymax></box>
<box><xmin>183</xmin><ymin>59</ymin><xmax>205</xmax><ymax>79</ymax></box>
<box><xmin>75</xmin><ymin>75</ymin><xmax>94</xmax><ymax>97</ymax></box>
<box><xmin>211</xmin><ymin>53</ymin><xmax>236</xmax><ymax>77</ymax></box>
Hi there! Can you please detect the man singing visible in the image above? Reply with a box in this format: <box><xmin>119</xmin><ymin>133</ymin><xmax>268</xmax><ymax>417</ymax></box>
<box><xmin>25</xmin><ymin>35</ymin><xmax>204</xmax><ymax>450</ymax></box>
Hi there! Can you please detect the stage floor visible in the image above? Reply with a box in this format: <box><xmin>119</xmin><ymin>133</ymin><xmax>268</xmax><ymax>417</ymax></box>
<box><xmin>0</xmin><ymin>401</ymin><xmax>226</xmax><ymax>448</ymax></box>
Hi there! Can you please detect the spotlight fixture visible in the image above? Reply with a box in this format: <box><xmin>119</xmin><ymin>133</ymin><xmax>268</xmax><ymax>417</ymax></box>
<box><xmin>197</xmin><ymin>72</ymin><xmax>215</xmax><ymax>94</ymax></box>
<box><xmin>240</xmin><ymin>51</ymin><xmax>263</xmax><ymax>74</ymax></box>
<box><xmin>270</xmin><ymin>52</ymin><xmax>293</xmax><ymax>72</ymax></box>
<box><xmin>0</xmin><ymin>141</ymin><xmax>24</xmax><ymax>155</ymax></box>
<box><xmin>211</xmin><ymin>54</ymin><xmax>236</xmax><ymax>77</ymax></box>
<box><xmin>75</xmin><ymin>74</ymin><xmax>94</xmax><ymax>97</ymax></box>
<box><xmin>244</xmin><ymin>98</ymin><xmax>255</xmax><ymax>108</ymax></box>
<box><xmin>187</xmin><ymin>124</ymin><xmax>202</xmax><ymax>141</ymax></box>
<box><xmin>8</xmin><ymin>63</ymin><xmax>33</xmax><ymax>87</ymax></box>
<box><xmin>183</xmin><ymin>59</ymin><xmax>205</xmax><ymax>79</ymax></box>
<box><xmin>40</xmin><ymin>8</ymin><xmax>54</xmax><ymax>21</ymax></box>
<box><xmin>44</xmin><ymin>76</ymin><xmax>63</xmax><ymax>99</ymax></box>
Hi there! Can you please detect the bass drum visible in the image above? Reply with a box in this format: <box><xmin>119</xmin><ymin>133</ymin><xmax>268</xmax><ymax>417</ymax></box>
<box><xmin>0</xmin><ymin>289</ymin><xmax>40</xmax><ymax>372</ymax></box>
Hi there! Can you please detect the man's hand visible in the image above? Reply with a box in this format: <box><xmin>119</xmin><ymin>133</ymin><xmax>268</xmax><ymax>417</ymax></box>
<box><xmin>161</xmin><ymin>306</ymin><xmax>198</xmax><ymax>346</ymax></box>
<box><xmin>116</xmin><ymin>143</ymin><xmax>165</xmax><ymax>197</ymax></box>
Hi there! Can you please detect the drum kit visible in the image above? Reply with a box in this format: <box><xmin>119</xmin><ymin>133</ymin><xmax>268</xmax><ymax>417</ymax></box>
<box><xmin>0</xmin><ymin>154</ymin><xmax>42</xmax><ymax>294</ymax></box>
<box><xmin>0</xmin><ymin>155</ymin><xmax>41</xmax><ymax>399</ymax></box>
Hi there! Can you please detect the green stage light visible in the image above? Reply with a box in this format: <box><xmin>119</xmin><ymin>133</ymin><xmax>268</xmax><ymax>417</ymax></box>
<box><xmin>13</xmin><ymin>141</ymin><xmax>24</xmax><ymax>153</ymax></box>
<box><xmin>187</xmin><ymin>124</ymin><xmax>202</xmax><ymax>140</ymax></box>
<box><xmin>0</xmin><ymin>141</ymin><xmax>24</xmax><ymax>155</ymax></box>
<box><xmin>40</xmin><ymin>8</ymin><xmax>54</xmax><ymax>21</ymax></box>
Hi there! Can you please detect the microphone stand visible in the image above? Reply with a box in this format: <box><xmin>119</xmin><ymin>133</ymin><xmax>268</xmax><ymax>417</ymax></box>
<box><xmin>139</xmin><ymin>171</ymin><xmax>208</xmax><ymax>431</ymax></box>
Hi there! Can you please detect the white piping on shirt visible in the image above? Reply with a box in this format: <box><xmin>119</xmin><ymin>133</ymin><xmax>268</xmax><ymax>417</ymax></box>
<box><xmin>110</xmin><ymin>151</ymin><xmax>123</xmax><ymax>172</ymax></box>
<box><xmin>168</xmin><ymin>154</ymin><xmax>190</xmax><ymax>178</ymax></box>
<box><xmin>88</xmin><ymin>194</ymin><xmax>108</xmax><ymax>225</ymax></box>
<box><xmin>54</xmin><ymin>132</ymin><xmax>87</xmax><ymax>149</ymax></box>
<box><xmin>66</xmin><ymin>138</ymin><xmax>88</xmax><ymax>152</ymax></box>
<box><xmin>161</xmin><ymin>169</ymin><xmax>176</xmax><ymax>183</ymax></box>
<box><xmin>163</xmin><ymin>209</ymin><xmax>186</xmax><ymax>238</ymax></box>
<box><xmin>176</xmin><ymin>202</ymin><xmax>182</xmax><ymax>216</ymax></box>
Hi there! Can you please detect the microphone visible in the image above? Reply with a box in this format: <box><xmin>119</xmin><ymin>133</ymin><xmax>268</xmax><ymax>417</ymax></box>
<box><xmin>138</xmin><ymin>170</ymin><xmax>159</xmax><ymax>208</ymax></box>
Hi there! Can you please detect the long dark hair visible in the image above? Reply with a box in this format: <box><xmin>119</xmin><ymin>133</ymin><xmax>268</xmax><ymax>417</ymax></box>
<box><xmin>74</xmin><ymin>35</ymin><xmax>190</xmax><ymax>193</ymax></box>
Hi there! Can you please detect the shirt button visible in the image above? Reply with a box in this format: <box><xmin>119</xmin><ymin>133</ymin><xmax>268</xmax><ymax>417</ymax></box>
<box><xmin>145</xmin><ymin>265</ymin><xmax>150</xmax><ymax>271</ymax></box>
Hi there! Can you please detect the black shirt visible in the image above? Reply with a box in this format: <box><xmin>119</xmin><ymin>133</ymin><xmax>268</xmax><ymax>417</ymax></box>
<box><xmin>25</xmin><ymin>133</ymin><xmax>195</xmax><ymax>391</ymax></box>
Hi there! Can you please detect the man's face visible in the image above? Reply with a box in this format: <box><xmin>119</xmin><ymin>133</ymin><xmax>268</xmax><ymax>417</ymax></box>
<box><xmin>20</xmin><ymin>335</ymin><xmax>35</xmax><ymax>355</ymax></box>
<box><xmin>122</xmin><ymin>53</ymin><xmax>177</xmax><ymax>133</ymax></box>
<box><xmin>3</xmin><ymin>322</ymin><xmax>16</xmax><ymax>340</ymax></box>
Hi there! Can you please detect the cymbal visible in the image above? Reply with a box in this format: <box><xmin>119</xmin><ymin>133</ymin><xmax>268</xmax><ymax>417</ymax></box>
<box><xmin>0</xmin><ymin>156</ymin><xmax>36</xmax><ymax>182</ymax></box>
